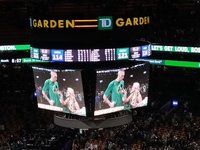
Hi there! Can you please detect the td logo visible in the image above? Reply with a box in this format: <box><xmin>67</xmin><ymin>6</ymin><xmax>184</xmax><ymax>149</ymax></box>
<box><xmin>98</xmin><ymin>16</ymin><xmax>113</xmax><ymax>30</ymax></box>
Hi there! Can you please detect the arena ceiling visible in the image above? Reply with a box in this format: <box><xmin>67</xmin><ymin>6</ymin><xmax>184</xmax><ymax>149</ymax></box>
<box><xmin>0</xmin><ymin>0</ymin><xmax>199</xmax><ymax>44</ymax></box>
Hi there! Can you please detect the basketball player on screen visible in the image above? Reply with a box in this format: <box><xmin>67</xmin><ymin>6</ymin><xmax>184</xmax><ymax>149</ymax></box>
<box><xmin>123</xmin><ymin>82</ymin><xmax>142</xmax><ymax>108</ymax></box>
<box><xmin>103</xmin><ymin>69</ymin><xmax>125</xmax><ymax>108</ymax></box>
<box><xmin>42</xmin><ymin>71</ymin><xmax>62</xmax><ymax>107</ymax></box>
<box><xmin>60</xmin><ymin>87</ymin><xmax>80</xmax><ymax>113</ymax></box>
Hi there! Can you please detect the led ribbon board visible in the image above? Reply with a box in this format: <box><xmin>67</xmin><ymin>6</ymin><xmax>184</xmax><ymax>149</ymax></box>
<box><xmin>30</xmin><ymin>45</ymin><xmax>151</xmax><ymax>62</ymax></box>
<box><xmin>0</xmin><ymin>44</ymin><xmax>30</xmax><ymax>51</ymax></box>
<box><xmin>151</xmin><ymin>45</ymin><xmax>200</xmax><ymax>53</ymax></box>
<box><xmin>2</xmin><ymin>58</ymin><xmax>200</xmax><ymax>69</ymax></box>
<box><xmin>137</xmin><ymin>59</ymin><xmax>200</xmax><ymax>68</ymax></box>
<box><xmin>0</xmin><ymin>58</ymin><xmax>48</xmax><ymax>64</ymax></box>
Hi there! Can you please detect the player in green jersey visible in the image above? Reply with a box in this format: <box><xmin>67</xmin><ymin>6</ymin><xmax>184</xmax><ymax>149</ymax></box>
<box><xmin>103</xmin><ymin>69</ymin><xmax>125</xmax><ymax>107</ymax></box>
<box><xmin>42</xmin><ymin>71</ymin><xmax>61</xmax><ymax>107</ymax></box>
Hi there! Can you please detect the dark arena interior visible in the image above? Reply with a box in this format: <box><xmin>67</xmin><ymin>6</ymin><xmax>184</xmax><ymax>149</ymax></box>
<box><xmin>0</xmin><ymin>0</ymin><xmax>200</xmax><ymax>149</ymax></box>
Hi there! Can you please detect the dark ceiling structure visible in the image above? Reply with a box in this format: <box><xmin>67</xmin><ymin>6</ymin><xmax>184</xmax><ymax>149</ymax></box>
<box><xmin>0</xmin><ymin>0</ymin><xmax>199</xmax><ymax>45</ymax></box>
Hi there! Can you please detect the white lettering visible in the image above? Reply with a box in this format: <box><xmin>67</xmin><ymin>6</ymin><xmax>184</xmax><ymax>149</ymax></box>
<box><xmin>164</xmin><ymin>46</ymin><xmax>173</xmax><ymax>51</ymax></box>
<box><xmin>191</xmin><ymin>47</ymin><xmax>200</xmax><ymax>53</ymax></box>
<box><xmin>151</xmin><ymin>45</ymin><xmax>163</xmax><ymax>51</ymax></box>
<box><xmin>0</xmin><ymin>46</ymin><xmax>16</xmax><ymax>51</ymax></box>
<box><xmin>175</xmin><ymin>47</ymin><xmax>189</xmax><ymax>52</ymax></box>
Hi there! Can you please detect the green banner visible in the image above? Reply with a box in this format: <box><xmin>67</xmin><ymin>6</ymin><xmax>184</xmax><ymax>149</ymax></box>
<box><xmin>137</xmin><ymin>58</ymin><xmax>200</xmax><ymax>68</ymax></box>
<box><xmin>15</xmin><ymin>45</ymin><xmax>30</xmax><ymax>51</ymax></box>
<box><xmin>0</xmin><ymin>44</ymin><xmax>30</xmax><ymax>51</ymax></box>
<box><xmin>1</xmin><ymin>44</ymin><xmax>200</xmax><ymax>54</ymax></box>
<box><xmin>164</xmin><ymin>60</ymin><xmax>200</xmax><ymax>68</ymax></box>
<box><xmin>151</xmin><ymin>45</ymin><xmax>200</xmax><ymax>53</ymax></box>
<box><xmin>22</xmin><ymin>58</ymin><xmax>48</xmax><ymax>63</ymax></box>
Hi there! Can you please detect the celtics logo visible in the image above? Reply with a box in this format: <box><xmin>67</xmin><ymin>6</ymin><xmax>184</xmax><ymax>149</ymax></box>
<box><xmin>52</xmin><ymin>83</ymin><xmax>59</xmax><ymax>94</ymax></box>
<box><xmin>116</xmin><ymin>82</ymin><xmax>124</xmax><ymax>94</ymax></box>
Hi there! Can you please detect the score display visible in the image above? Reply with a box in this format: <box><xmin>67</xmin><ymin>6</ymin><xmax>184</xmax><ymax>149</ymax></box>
<box><xmin>72</xmin><ymin>48</ymin><xmax>116</xmax><ymax>62</ymax></box>
<box><xmin>31</xmin><ymin>45</ymin><xmax>151</xmax><ymax>62</ymax></box>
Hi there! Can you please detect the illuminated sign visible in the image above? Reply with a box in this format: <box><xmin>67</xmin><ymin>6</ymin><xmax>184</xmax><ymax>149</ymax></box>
<box><xmin>0</xmin><ymin>44</ymin><xmax>30</xmax><ymax>51</ymax></box>
<box><xmin>2</xmin><ymin>44</ymin><xmax>199</xmax><ymax>53</ymax></box>
<box><xmin>31</xmin><ymin>47</ymin><xmax>39</xmax><ymax>59</ymax></box>
<box><xmin>98</xmin><ymin>16</ymin><xmax>113</xmax><ymax>30</ymax></box>
<box><xmin>130</xmin><ymin>46</ymin><xmax>141</xmax><ymax>59</ymax></box>
<box><xmin>116</xmin><ymin>48</ymin><xmax>129</xmax><ymax>60</ymax></box>
<box><xmin>30</xmin><ymin>45</ymin><xmax>151</xmax><ymax>62</ymax></box>
<box><xmin>142</xmin><ymin>45</ymin><xmax>151</xmax><ymax>57</ymax></box>
<box><xmin>51</xmin><ymin>49</ymin><xmax>64</xmax><ymax>62</ymax></box>
<box><xmin>137</xmin><ymin>59</ymin><xmax>200</xmax><ymax>68</ymax></box>
<box><xmin>115</xmin><ymin>17</ymin><xmax>150</xmax><ymax>27</ymax></box>
<box><xmin>2</xmin><ymin>57</ymin><xmax>200</xmax><ymax>69</ymax></box>
<box><xmin>40</xmin><ymin>49</ymin><xmax>50</xmax><ymax>61</ymax></box>
<box><xmin>0</xmin><ymin>59</ymin><xmax>10</xmax><ymax>63</ymax></box>
<box><xmin>21</xmin><ymin>58</ymin><xmax>48</xmax><ymax>63</ymax></box>
<box><xmin>151</xmin><ymin>45</ymin><xmax>200</xmax><ymax>53</ymax></box>
<box><xmin>30</xmin><ymin>16</ymin><xmax>150</xmax><ymax>30</ymax></box>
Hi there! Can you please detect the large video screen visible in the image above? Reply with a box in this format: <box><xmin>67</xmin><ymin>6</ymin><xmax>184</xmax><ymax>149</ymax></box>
<box><xmin>95</xmin><ymin>62</ymin><xmax>149</xmax><ymax>116</ymax></box>
<box><xmin>32</xmin><ymin>66</ymin><xmax>86</xmax><ymax>116</ymax></box>
<box><xmin>30</xmin><ymin>45</ymin><xmax>151</xmax><ymax>62</ymax></box>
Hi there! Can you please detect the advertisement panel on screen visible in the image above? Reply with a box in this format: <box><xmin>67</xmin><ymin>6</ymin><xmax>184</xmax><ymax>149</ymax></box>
<box><xmin>95</xmin><ymin>62</ymin><xmax>149</xmax><ymax>116</ymax></box>
<box><xmin>32</xmin><ymin>67</ymin><xmax>86</xmax><ymax>116</ymax></box>
<box><xmin>30</xmin><ymin>16</ymin><xmax>150</xmax><ymax>30</ymax></box>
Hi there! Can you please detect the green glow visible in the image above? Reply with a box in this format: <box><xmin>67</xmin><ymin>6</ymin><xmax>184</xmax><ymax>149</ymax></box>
<box><xmin>137</xmin><ymin>59</ymin><xmax>200</xmax><ymax>68</ymax></box>
<box><xmin>22</xmin><ymin>58</ymin><xmax>48</xmax><ymax>63</ymax></box>
<box><xmin>164</xmin><ymin>60</ymin><xmax>200</xmax><ymax>68</ymax></box>
<box><xmin>151</xmin><ymin>45</ymin><xmax>200</xmax><ymax>53</ymax></box>
<box><xmin>0</xmin><ymin>44</ymin><xmax>30</xmax><ymax>51</ymax></box>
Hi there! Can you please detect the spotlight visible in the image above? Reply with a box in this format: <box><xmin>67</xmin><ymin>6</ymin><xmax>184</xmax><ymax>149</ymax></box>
<box><xmin>34</xmin><ymin>91</ymin><xmax>37</xmax><ymax>97</ymax></box>
<box><xmin>172</xmin><ymin>100</ymin><xmax>178</xmax><ymax>107</ymax></box>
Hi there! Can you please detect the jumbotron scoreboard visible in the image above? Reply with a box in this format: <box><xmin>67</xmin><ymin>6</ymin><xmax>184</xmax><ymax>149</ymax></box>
<box><xmin>30</xmin><ymin>45</ymin><xmax>151</xmax><ymax>62</ymax></box>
